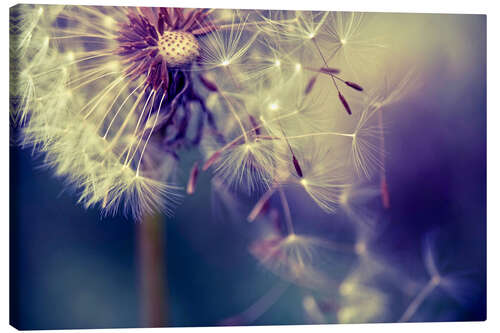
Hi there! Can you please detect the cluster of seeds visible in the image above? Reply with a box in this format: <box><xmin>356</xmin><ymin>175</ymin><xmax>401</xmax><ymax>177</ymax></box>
<box><xmin>157</xmin><ymin>31</ymin><xmax>199</xmax><ymax>67</ymax></box>
<box><xmin>116</xmin><ymin>8</ymin><xmax>214</xmax><ymax>91</ymax></box>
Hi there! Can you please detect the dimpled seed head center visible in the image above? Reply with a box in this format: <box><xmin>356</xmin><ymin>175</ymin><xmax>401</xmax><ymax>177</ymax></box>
<box><xmin>157</xmin><ymin>31</ymin><xmax>200</xmax><ymax>67</ymax></box>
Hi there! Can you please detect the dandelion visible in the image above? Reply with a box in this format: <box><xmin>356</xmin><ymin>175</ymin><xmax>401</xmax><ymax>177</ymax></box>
<box><xmin>10</xmin><ymin>3</ymin><xmax>416</xmax><ymax>218</ymax></box>
<box><xmin>11</xmin><ymin>3</ymin><xmax>391</xmax><ymax>219</ymax></box>
<box><xmin>11</xmin><ymin>5</ymin><xmax>481</xmax><ymax>328</ymax></box>
<box><xmin>10</xmin><ymin>5</ymin><xmax>261</xmax><ymax>218</ymax></box>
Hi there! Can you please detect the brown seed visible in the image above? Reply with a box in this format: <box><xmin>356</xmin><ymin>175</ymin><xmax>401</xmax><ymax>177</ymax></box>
<box><xmin>319</xmin><ymin>67</ymin><xmax>341</xmax><ymax>75</ymax></box>
<box><xmin>338</xmin><ymin>92</ymin><xmax>352</xmax><ymax>115</ymax></box>
<box><xmin>345</xmin><ymin>81</ymin><xmax>363</xmax><ymax>91</ymax></box>
<box><xmin>292</xmin><ymin>155</ymin><xmax>304</xmax><ymax>178</ymax></box>
<box><xmin>304</xmin><ymin>77</ymin><xmax>317</xmax><ymax>95</ymax></box>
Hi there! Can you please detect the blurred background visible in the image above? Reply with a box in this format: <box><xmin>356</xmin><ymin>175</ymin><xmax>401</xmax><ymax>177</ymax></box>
<box><xmin>10</xmin><ymin>11</ymin><xmax>485</xmax><ymax>329</ymax></box>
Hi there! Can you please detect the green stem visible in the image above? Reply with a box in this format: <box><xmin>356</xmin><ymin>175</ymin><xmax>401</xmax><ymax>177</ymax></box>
<box><xmin>137</xmin><ymin>213</ymin><xmax>168</xmax><ymax>327</ymax></box>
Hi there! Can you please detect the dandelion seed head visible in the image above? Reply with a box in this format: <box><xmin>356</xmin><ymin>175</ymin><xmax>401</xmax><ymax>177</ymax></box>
<box><xmin>156</xmin><ymin>31</ymin><xmax>200</xmax><ymax>66</ymax></box>
<box><xmin>115</xmin><ymin>8</ymin><xmax>214</xmax><ymax>90</ymax></box>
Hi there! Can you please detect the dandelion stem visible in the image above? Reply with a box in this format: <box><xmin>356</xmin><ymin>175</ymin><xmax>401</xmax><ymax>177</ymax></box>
<box><xmin>137</xmin><ymin>212</ymin><xmax>168</xmax><ymax>327</ymax></box>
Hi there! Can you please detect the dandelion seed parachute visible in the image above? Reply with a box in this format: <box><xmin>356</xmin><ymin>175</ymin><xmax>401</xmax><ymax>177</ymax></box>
<box><xmin>283</xmin><ymin>145</ymin><xmax>352</xmax><ymax>214</ymax></box>
<box><xmin>319</xmin><ymin>12</ymin><xmax>389</xmax><ymax>82</ymax></box>
<box><xmin>250</xmin><ymin>232</ymin><xmax>347</xmax><ymax>289</ymax></box>
<box><xmin>201</xmin><ymin>133</ymin><xmax>278</xmax><ymax>193</ymax></box>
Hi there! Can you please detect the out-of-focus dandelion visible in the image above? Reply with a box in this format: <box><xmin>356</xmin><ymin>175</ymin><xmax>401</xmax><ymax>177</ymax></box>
<box><xmin>250</xmin><ymin>231</ymin><xmax>349</xmax><ymax>289</ymax></box>
<box><xmin>398</xmin><ymin>231</ymin><xmax>478</xmax><ymax>322</ymax></box>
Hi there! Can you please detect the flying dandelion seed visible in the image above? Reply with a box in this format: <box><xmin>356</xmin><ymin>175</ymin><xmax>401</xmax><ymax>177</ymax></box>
<box><xmin>250</xmin><ymin>231</ymin><xmax>350</xmax><ymax>289</ymax></box>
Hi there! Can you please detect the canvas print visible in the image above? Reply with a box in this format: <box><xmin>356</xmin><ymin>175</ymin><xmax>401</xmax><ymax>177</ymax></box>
<box><xmin>9</xmin><ymin>4</ymin><xmax>486</xmax><ymax>329</ymax></box>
